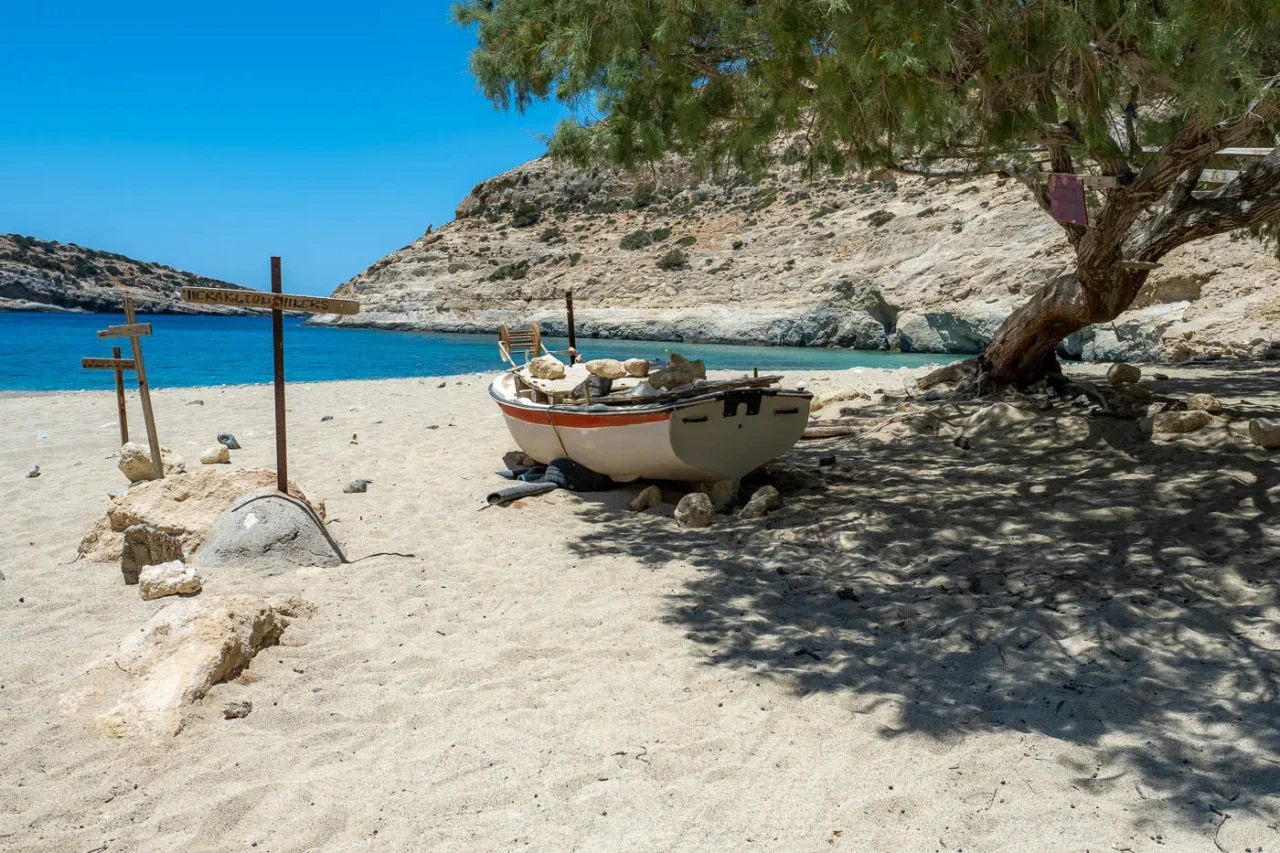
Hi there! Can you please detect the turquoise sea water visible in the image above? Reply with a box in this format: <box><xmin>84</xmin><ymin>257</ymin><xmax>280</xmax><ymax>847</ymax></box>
<box><xmin>0</xmin><ymin>313</ymin><xmax>956</xmax><ymax>392</ymax></box>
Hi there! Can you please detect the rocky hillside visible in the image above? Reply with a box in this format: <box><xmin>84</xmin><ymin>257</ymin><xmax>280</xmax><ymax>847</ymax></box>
<box><xmin>318</xmin><ymin>156</ymin><xmax>1280</xmax><ymax>361</ymax></box>
<box><xmin>0</xmin><ymin>234</ymin><xmax>248</xmax><ymax>313</ymax></box>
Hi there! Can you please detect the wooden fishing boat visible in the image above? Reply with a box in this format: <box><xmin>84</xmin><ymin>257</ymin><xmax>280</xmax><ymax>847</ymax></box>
<box><xmin>489</xmin><ymin>329</ymin><xmax>812</xmax><ymax>482</ymax></box>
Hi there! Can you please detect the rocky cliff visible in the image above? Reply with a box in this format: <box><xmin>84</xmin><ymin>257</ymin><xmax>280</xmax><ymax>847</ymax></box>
<box><xmin>317</xmin><ymin>156</ymin><xmax>1280</xmax><ymax>361</ymax></box>
<box><xmin>0</xmin><ymin>234</ymin><xmax>248</xmax><ymax>313</ymax></box>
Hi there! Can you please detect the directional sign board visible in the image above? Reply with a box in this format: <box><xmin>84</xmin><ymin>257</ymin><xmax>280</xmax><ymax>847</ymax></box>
<box><xmin>181</xmin><ymin>264</ymin><xmax>361</xmax><ymax>493</ymax></box>
<box><xmin>180</xmin><ymin>287</ymin><xmax>360</xmax><ymax>315</ymax></box>
<box><xmin>97</xmin><ymin>323</ymin><xmax>152</xmax><ymax>339</ymax></box>
<box><xmin>82</xmin><ymin>357</ymin><xmax>137</xmax><ymax>370</ymax></box>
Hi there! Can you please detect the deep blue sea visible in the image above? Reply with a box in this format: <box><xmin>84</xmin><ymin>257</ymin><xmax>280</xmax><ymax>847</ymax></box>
<box><xmin>1</xmin><ymin>313</ymin><xmax>956</xmax><ymax>392</ymax></box>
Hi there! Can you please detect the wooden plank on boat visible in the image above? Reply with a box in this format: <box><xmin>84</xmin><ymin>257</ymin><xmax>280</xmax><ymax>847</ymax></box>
<box><xmin>591</xmin><ymin>375</ymin><xmax>786</xmax><ymax>406</ymax></box>
<box><xmin>180</xmin><ymin>286</ymin><xmax>360</xmax><ymax>315</ymax></box>
<box><xmin>97</xmin><ymin>323</ymin><xmax>152</xmax><ymax>339</ymax></box>
<box><xmin>82</xmin><ymin>357</ymin><xmax>137</xmax><ymax>370</ymax></box>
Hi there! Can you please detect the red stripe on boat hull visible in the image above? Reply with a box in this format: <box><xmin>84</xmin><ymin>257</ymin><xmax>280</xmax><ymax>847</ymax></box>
<box><xmin>498</xmin><ymin>402</ymin><xmax>671</xmax><ymax>429</ymax></box>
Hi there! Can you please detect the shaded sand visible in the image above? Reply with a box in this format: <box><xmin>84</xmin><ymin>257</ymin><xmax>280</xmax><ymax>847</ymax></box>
<box><xmin>2</xmin><ymin>362</ymin><xmax>1279</xmax><ymax>851</ymax></box>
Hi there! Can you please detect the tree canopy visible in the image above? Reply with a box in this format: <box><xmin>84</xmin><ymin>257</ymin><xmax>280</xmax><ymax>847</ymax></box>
<box><xmin>455</xmin><ymin>1</ymin><xmax>1280</xmax><ymax>176</ymax></box>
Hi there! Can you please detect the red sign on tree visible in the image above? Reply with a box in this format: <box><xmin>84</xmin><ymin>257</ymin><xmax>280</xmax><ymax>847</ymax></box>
<box><xmin>1048</xmin><ymin>174</ymin><xmax>1088</xmax><ymax>226</ymax></box>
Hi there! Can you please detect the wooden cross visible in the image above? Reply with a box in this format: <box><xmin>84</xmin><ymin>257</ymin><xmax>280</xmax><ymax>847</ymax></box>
<box><xmin>83</xmin><ymin>296</ymin><xmax>165</xmax><ymax>479</ymax></box>
<box><xmin>180</xmin><ymin>257</ymin><xmax>360</xmax><ymax>494</ymax></box>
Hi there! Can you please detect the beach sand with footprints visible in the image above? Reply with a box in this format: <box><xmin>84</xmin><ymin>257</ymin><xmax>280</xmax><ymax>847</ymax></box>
<box><xmin>2</xmin><ymin>361</ymin><xmax>1280</xmax><ymax>852</ymax></box>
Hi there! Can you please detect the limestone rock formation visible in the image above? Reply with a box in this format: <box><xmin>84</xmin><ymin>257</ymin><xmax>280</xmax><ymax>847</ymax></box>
<box><xmin>313</xmin><ymin>154</ymin><xmax>1280</xmax><ymax>361</ymax></box>
<box><xmin>79</xmin><ymin>467</ymin><xmax>324</xmax><ymax>564</ymax></box>
<box><xmin>120</xmin><ymin>524</ymin><xmax>185</xmax><ymax>584</ymax></box>
<box><xmin>94</xmin><ymin>595</ymin><xmax>304</xmax><ymax>737</ymax></box>
<box><xmin>0</xmin><ymin>233</ymin><xmax>252</xmax><ymax>313</ymax></box>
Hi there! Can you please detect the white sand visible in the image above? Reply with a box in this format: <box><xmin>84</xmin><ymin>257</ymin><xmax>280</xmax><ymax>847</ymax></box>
<box><xmin>2</xmin><ymin>362</ymin><xmax>1279</xmax><ymax>852</ymax></box>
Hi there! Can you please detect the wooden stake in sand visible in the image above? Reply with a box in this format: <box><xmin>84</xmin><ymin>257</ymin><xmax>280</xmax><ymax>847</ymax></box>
<box><xmin>180</xmin><ymin>259</ymin><xmax>360</xmax><ymax>494</ymax></box>
<box><xmin>84</xmin><ymin>297</ymin><xmax>163</xmax><ymax>478</ymax></box>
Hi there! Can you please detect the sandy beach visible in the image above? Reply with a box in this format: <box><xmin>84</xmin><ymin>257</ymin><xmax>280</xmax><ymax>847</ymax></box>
<box><xmin>2</xmin><ymin>362</ymin><xmax>1279</xmax><ymax>852</ymax></box>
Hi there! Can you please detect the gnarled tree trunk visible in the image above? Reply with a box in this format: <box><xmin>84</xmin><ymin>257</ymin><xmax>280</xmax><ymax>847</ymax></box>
<box><xmin>921</xmin><ymin>264</ymin><xmax>1148</xmax><ymax>392</ymax></box>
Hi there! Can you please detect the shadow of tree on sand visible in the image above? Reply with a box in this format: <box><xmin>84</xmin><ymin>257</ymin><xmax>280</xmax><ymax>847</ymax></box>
<box><xmin>566</xmin><ymin>399</ymin><xmax>1280</xmax><ymax>831</ymax></box>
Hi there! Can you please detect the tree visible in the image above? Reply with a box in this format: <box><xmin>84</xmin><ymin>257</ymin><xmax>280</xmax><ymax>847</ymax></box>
<box><xmin>454</xmin><ymin>1</ymin><xmax>1280</xmax><ymax>389</ymax></box>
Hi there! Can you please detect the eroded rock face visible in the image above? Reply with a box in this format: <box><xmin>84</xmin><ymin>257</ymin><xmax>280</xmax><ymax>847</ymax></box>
<box><xmin>95</xmin><ymin>595</ymin><xmax>304</xmax><ymax>738</ymax></box>
<box><xmin>310</xmin><ymin>154</ymin><xmax>1280</xmax><ymax>360</ymax></box>
<box><xmin>118</xmin><ymin>442</ymin><xmax>185</xmax><ymax>482</ymax></box>
<box><xmin>79</xmin><ymin>468</ymin><xmax>325</xmax><ymax>564</ymax></box>
<box><xmin>120</xmin><ymin>524</ymin><xmax>184</xmax><ymax>585</ymax></box>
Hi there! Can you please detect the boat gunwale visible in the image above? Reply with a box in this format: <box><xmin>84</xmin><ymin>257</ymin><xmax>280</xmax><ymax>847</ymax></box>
<box><xmin>487</xmin><ymin>370</ymin><xmax>814</xmax><ymax>419</ymax></box>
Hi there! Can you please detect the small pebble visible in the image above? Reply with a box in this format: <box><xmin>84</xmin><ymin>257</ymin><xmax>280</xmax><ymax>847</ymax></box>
<box><xmin>25</xmin><ymin>465</ymin><xmax>40</xmax><ymax>478</ymax></box>
<box><xmin>350</xmin><ymin>434</ymin><xmax>359</xmax><ymax>445</ymax></box>
<box><xmin>817</xmin><ymin>453</ymin><xmax>836</xmax><ymax>467</ymax></box>
<box><xmin>216</xmin><ymin>432</ymin><xmax>241</xmax><ymax>450</ymax></box>
<box><xmin>223</xmin><ymin>701</ymin><xmax>253</xmax><ymax>719</ymax></box>
<box><xmin>343</xmin><ymin>479</ymin><xmax>370</xmax><ymax>494</ymax></box>
<box><xmin>437</xmin><ymin>381</ymin><xmax>447</xmax><ymax>389</ymax></box>
<box><xmin>321</xmin><ymin>415</ymin><xmax>334</xmax><ymax>422</ymax></box>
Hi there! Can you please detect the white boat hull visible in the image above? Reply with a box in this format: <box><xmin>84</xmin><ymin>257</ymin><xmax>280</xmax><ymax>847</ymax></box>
<box><xmin>490</xmin><ymin>374</ymin><xmax>812</xmax><ymax>482</ymax></box>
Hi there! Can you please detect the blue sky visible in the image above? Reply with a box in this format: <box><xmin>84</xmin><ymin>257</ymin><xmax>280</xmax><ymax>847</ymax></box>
<box><xmin>0</xmin><ymin>2</ymin><xmax>567</xmax><ymax>295</ymax></box>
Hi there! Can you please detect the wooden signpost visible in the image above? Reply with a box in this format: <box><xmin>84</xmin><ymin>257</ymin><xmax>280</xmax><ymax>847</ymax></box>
<box><xmin>180</xmin><ymin>258</ymin><xmax>360</xmax><ymax>494</ymax></box>
<box><xmin>82</xmin><ymin>296</ymin><xmax>164</xmax><ymax>478</ymax></box>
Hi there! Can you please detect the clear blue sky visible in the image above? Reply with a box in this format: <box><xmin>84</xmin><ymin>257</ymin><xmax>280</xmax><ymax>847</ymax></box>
<box><xmin>0</xmin><ymin>2</ymin><xmax>567</xmax><ymax>295</ymax></box>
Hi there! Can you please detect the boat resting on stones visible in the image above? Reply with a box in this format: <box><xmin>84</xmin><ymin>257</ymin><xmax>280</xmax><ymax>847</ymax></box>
<box><xmin>489</xmin><ymin>360</ymin><xmax>813</xmax><ymax>483</ymax></box>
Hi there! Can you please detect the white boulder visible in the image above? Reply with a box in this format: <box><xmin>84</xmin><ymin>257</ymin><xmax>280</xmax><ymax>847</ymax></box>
<box><xmin>528</xmin><ymin>355</ymin><xmax>566</xmax><ymax>380</ymax></box>
<box><xmin>623</xmin><ymin>358</ymin><xmax>650</xmax><ymax>378</ymax></box>
<box><xmin>1107</xmin><ymin>363</ymin><xmax>1142</xmax><ymax>385</ymax></box>
<box><xmin>1151</xmin><ymin>410</ymin><xmax>1213</xmax><ymax>435</ymax></box>
<box><xmin>585</xmin><ymin>359</ymin><xmax>627</xmax><ymax>379</ymax></box>
<box><xmin>118</xmin><ymin>442</ymin><xmax>186</xmax><ymax>482</ymax></box>
<box><xmin>139</xmin><ymin>561</ymin><xmax>202</xmax><ymax>600</ymax></box>
<box><xmin>200</xmin><ymin>444</ymin><xmax>231</xmax><ymax>465</ymax></box>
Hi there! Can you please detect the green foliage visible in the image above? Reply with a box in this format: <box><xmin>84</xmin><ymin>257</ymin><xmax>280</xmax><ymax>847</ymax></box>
<box><xmin>569</xmin><ymin>252</ymin><xmax>582</xmax><ymax>266</ymax></box>
<box><xmin>656</xmin><ymin>249</ymin><xmax>688</xmax><ymax>270</ymax></box>
<box><xmin>454</xmin><ymin>0</ymin><xmax>1280</xmax><ymax>179</ymax></box>
<box><xmin>539</xmin><ymin>226</ymin><xmax>565</xmax><ymax>243</ymax></box>
<box><xmin>865</xmin><ymin>210</ymin><xmax>896</xmax><ymax>228</ymax></box>
<box><xmin>632</xmin><ymin>182</ymin><xmax>657</xmax><ymax>207</ymax></box>
<box><xmin>488</xmin><ymin>260</ymin><xmax>530</xmax><ymax>281</ymax></box>
<box><xmin>511</xmin><ymin>201</ymin><xmax>540</xmax><ymax>228</ymax></box>
<box><xmin>619</xmin><ymin>229</ymin><xmax>653</xmax><ymax>249</ymax></box>
<box><xmin>676</xmin><ymin>235</ymin><xmax>696</xmax><ymax>247</ymax></box>
<box><xmin>650</xmin><ymin>227</ymin><xmax>671</xmax><ymax>241</ymax></box>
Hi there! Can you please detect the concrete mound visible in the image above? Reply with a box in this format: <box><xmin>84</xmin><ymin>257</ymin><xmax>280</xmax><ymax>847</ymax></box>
<box><xmin>79</xmin><ymin>468</ymin><xmax>325</xmax><ymax>564</ymax></box>
<box><xmin>196</xmin><ymin>488</ymin><xmax>344</xmax><ymax>572</ymax></box>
